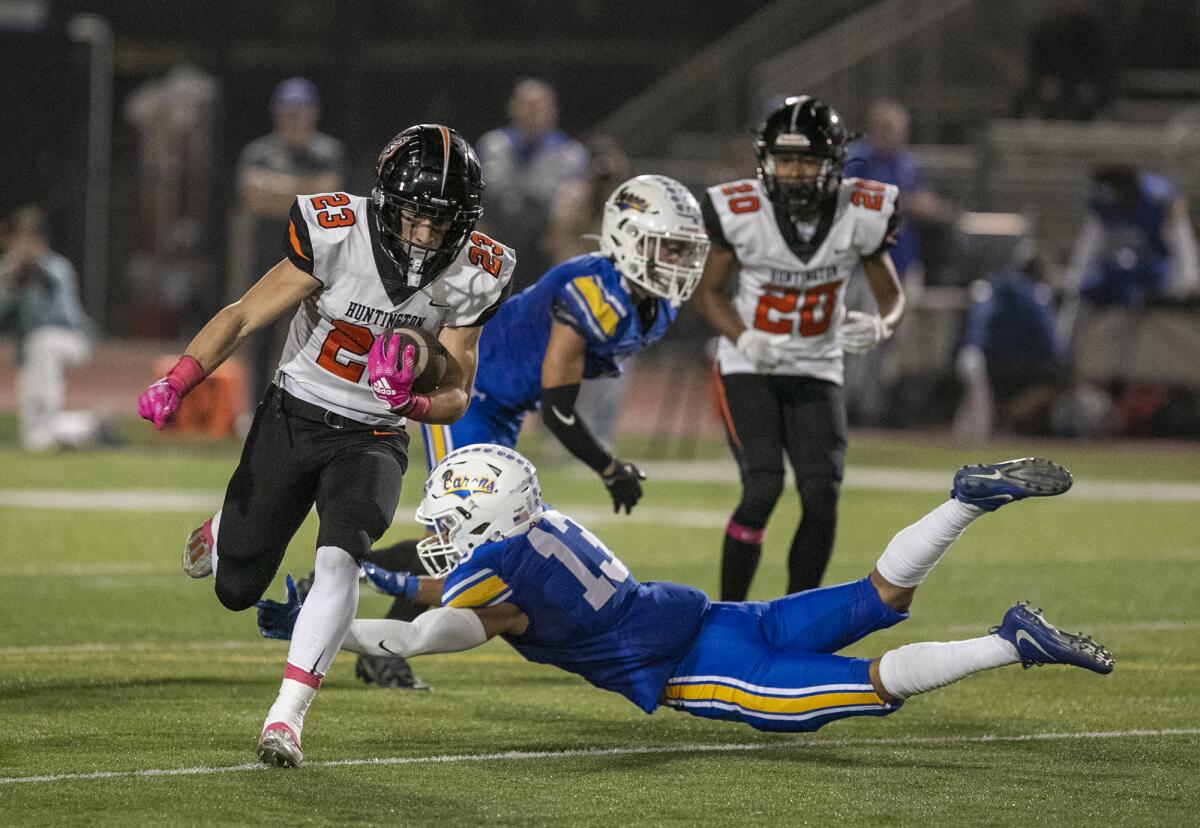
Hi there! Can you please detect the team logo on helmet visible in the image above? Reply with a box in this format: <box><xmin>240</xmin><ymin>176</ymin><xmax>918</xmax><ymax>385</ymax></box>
<box><xmin>775</xmin><ymin>133</ymin><xmax>812</xmax><ymax>149</ymax></box>
<box><xmin>441</xmin><ymin>469</ymin><xmax>498</xmax><ymax>499</ymax></box>
<box><xmin>613</xmin><ymin>187</ymin><xmax>650</xmax><ymax>213</ymax></box>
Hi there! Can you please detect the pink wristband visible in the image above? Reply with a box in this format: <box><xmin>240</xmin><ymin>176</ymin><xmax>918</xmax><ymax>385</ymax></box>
<box><xmin>166</xmin><ymin>355</ymin><xmax>206</xmax><ymax>396</ymax></box>
<box><xmin>399</xmin><ymin>393</ymin><xmax>431</xmax><ymax>421</ymax></box>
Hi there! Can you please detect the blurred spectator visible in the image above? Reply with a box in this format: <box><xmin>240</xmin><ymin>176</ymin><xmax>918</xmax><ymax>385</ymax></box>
<box><xmin>1015</xmin><ymin>0</ymin><xmax>1116</xmax><ymax>121</ymax></box>
<box><xmin>540</xmin><ymin>136</ymin><xmax>634</xmax><ymax>447</ymax></box>
<box><xmin>476</xmin><ymin>78</ymin><xmax>589</xmax><ymax>292</ymax></box>
<box><xmin>232</xmin><ymin>77</ymin><xmax>346</xmax><ymax>398</ymax></box>
<box><xmin>0</xmin><ymin>206</ymin><xmax>110</xmax><ymax>450</ymax></box>
<box><xmin>1055</xmin><ymin>163</ymin><xmax>1200</xmax><ymax>438</ymax></box>
<box><xmin>541</xmin><ymin>136</ymin><xmax>632</xmax><ymax>263</ymax></box>
<box><xmin>1057</xmin><ymin>163</ymin><xmax>1200</xmax><ymax>345</ymax></box>
<box><xmin>953</xmin><ymin>243</ymin><xmax>1064</xmax><ymax>444</ymax></box>
<box><xmin>124</xmin><ymin>65</ymin><xmax>219</xmax><ymax>336</ymax></box>
<box><xmin>845</xmin><ymin>99</ymin><xmax>943</xmax><ymax>282</ymax></box>
<box><xmin>843</xmin><ymin>100</ymin><xmax>943</xmax><ymax>426</ymax></box>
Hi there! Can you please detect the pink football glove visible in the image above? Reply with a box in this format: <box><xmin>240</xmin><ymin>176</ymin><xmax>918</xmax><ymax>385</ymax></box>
<box><xmin>368</xmin><ymin>333</ymin><xmax>417</xmax><ymax>411</ymax></box>
<box><xmin>137</xmin><ymin>355</ymin><xmax>205</xmax><ymax>430</ymax></box>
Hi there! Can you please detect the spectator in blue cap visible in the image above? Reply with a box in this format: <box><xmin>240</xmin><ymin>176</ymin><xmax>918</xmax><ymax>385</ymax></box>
<box><xmin>232</xmin><ymin>77</ymin><xmax>347</xmax><ymax>398</ymax></box>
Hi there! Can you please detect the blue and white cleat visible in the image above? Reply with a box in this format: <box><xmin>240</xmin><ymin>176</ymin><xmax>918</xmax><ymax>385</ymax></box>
<box><xmin>992</xmin><ymin>601</ymin><xmax>1114</xmax><ymax>674</ymax></box>
<box><xmin>952</xmin><ymin>457</ymin><xmax>1072</xmax><ymax>512</ymax></box>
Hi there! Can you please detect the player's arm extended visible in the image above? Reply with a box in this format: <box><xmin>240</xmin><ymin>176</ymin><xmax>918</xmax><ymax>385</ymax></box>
<box><xmin>861</xmin><ymin>249</ymin><xmax>906</xmax><ymax>331</ymax></box>
<box><xmin>339</xmin><ymin>603</ymin><xmax>527</xmax><ymax>658</ymax></box>
<box><xmin>186</xmin><ymin>258</ymin><xmax>321</xmax><ymax>373</ymax></box>
<box><xmin>540</xmin><ymin>321</ymin><xmax>614</xmax><ymax>474</ymax></box>
<box><xmin>417</xmin><ymin>325</ymin><xmax>481</xmax><ymax>424</ymax></box>
<box><xmin>693</xmin><ymin>244</ymin><xmax>746</xmax><ymax>342</ymax></box>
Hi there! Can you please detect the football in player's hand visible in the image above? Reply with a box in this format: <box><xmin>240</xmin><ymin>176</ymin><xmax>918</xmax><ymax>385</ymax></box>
<box><xmin>390</xmin><ymin>327</ymin><xmax>448</xmax><ymax>393</ymax></box>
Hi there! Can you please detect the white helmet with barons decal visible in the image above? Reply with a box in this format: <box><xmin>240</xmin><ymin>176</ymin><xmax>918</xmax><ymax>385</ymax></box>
<box><xmin>415</xmin><ymin>445</ymin><xmax>545</xmax><ymax>576</ymax></box>
<box><xmin>600</xmin><ymin>175</ymin><xmax>710</xmax><ymax>307</ymax></box>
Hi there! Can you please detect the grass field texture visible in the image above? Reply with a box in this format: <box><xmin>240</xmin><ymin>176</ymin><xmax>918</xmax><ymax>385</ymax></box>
<box><xmin>1</xmin><ymin>434</ymin><xmax>1198</xmax><ymax>825</ymax></box>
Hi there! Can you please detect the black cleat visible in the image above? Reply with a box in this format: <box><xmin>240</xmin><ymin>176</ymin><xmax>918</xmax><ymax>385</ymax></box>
<box><xmin>355</xmin><ymin>654</ymin><xmax>431</xmax><ymax>690</ymax></box>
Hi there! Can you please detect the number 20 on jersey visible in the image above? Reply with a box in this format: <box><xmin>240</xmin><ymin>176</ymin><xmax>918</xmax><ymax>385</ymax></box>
<box><xmin>754</xmin><ymin>282</ymin><xmax>840</xmax><ymax>337</ymax></box>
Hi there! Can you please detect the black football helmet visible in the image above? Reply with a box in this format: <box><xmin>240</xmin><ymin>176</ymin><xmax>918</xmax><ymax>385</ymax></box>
<box><xmin>371</xmin><ymin>124</ymin><xmax>485</xmax><ymax>289</ymax></box>
<box><xmin>755</xmin><ymin>96</ymin><xmax>849</xmax><ymax>218</ymax></box>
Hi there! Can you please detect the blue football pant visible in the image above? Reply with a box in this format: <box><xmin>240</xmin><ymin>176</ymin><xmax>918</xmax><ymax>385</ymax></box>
<box><xmin>664</xmin><ymin>577</ymin><xmax>908</xmax><ymax>732</ymax></box>
<box><xmin>421</xmin><ymin>389</ymin><xmax>524</xmax><ymax>471</ymax></box>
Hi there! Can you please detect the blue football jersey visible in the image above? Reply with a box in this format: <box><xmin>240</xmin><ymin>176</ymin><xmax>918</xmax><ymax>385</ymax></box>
<box><xmin>440</xmin><ymin>509</ymin><xmax>709</xmax><ymax>713</ymax></box>
<box><xmin>474</xmin><ymin>255</ymin><xmax>676</xmax><ymax>412</ymax></box>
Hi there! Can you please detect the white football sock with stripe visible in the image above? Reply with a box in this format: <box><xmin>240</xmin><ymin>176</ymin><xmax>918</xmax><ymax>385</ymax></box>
<box><xmin>263</xmin><ymin>546</ymin><xmax>360</xmax><ymax>737</ymax></box>
<box><xmin>874</xmin><ymin>499</ymin><xmax>982</xmax><ymax>588</ymax></box>
<box><xmin>287</xmin><ymin>545</ymin><xmax>360</xmax><ymax>676</ymax></box>
<box><xmin>264</xmin><ymin>671</ymin><xmax>319</xmax><ymax>738</ymax></box>
<box><xmin>878</xmin><ymin>636</ymin><xmax>1020</xmax><ymax>699</ymax></box>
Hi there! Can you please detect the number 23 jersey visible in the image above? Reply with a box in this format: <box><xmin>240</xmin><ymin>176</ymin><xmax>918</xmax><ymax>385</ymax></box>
<box><xmin>703</xmin><ymin>177</ymin><xmax>898</xmax><ymax>384</ymax></box>
<box><xmin>277</xmin><ymin>192</ymin><xmax>515</xmax><ymax>425</ymax></box>
<box><xmin>440</xmin><ymin>510</ymin><xmax>710</xmax><ymax>713</ymax></box>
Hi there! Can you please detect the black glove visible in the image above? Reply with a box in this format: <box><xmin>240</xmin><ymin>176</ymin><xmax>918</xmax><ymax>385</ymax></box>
<box><xmin>602</xmin><ymin>460</ymin><xmax>646</xmax><ymax>514</ymax></box>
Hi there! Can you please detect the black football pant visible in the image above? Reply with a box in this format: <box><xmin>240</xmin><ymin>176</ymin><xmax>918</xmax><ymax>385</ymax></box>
<box><xmin>213</xmin><ymin>384</ymin><xmax>409</xmax><ymax>612</ymax></box>
<box><xmin>717</xmin><ymin>372</ymin><xmax>846</xmax><ymax>601</ymax></box>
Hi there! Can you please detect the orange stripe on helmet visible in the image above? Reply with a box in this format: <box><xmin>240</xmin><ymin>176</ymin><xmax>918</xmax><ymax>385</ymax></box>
<box><xmin>437</xmin><ymin>125</ymin><xmax>450</xmax><ymax>196</ymax></box>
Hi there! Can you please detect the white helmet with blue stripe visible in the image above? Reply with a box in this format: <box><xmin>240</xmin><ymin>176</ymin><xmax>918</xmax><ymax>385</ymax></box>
<box><xmin>600</xmin><ymin>175</ymin><xmax>710</xmax><ymax>307</ymax></box>
<box><xmin>416</xmin><ymin>444</ymin><xmax>544</xmax><ymax>577</ymax></box>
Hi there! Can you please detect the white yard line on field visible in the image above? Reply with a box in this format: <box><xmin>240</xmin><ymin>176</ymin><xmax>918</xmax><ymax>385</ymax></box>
<box><xmin>3</xmin><ymin>463</ymin><xmax>1199</xmax><ymax>515</ymax></box>
<box><xmin>1</xmin><ymin>728</ymin><xmax>1198</xmax><ymax>786</ymax></box>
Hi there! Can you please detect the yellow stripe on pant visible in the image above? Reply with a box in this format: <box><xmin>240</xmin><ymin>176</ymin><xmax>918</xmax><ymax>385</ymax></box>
<box><xmin>428</xmin><ymin>423</ymin><xmax>451</xmax><ymax>464</ymax></box>
<box><xmin>663</xmin><ymin>682</ymin><xmax>884</xmax><ymax>715</ymax></box>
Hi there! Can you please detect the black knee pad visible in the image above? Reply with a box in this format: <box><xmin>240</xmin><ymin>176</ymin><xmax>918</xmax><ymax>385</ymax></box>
<box><xmin>734</xmin><ymin>471</ymin><xmax>785</xmax><ymax>527</ymax></box>
<box><xmin>316</xmin><ymin>523</ymin><xmax>375</xmax><ymax>564</ymax></box>
<box><xmin>214</xmin><ymin>571</ymin><xmax>271</xmax><ymax>612</ymax></box>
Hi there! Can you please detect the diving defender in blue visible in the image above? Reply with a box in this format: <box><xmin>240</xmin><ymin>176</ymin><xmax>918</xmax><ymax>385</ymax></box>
<box><xmin>257</xmin><ymin>447</ymin><xmax>1112</xmax><ymax>744</ymax></box>
<box><xmin>353</xmin><ymin>176</ymin><xmax>709</xmax><ymax>691</ymax></box>
<box><xmin>420</xmin><ymin>174</ymin><xmax>710</xmax><ymax>515</ymax></box>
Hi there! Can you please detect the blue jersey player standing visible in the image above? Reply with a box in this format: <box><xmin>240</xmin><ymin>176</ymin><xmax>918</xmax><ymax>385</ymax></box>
<box><xmin>420</xmin><ymin>173</ymin><xmax>709</xmax><ymax>512</ymax></box>
<box><xmin>257</xmin><ymin>445</ymin><xmax>1113</xmax><ymax>758</ymax></box>
<box><xmin>351</xmin><ymin>175</ymin><xmax>709</xmax><ymax>692</ymax></box>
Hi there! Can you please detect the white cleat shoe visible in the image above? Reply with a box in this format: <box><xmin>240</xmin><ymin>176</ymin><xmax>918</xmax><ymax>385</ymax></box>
<box><xmin>257</xmin><ymin>722</ymin><xmax>303</xmax><ymax>768</ymax></box>
<box><xmin>182</xmin><ymin>518</ymin><xmax>214</xmax><ymax>578</ymax></box>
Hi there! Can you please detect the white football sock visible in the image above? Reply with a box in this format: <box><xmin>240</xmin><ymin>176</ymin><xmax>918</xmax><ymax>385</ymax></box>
<box><xmin>286</xmin><ymin>545</ymin><xmax>360</xmax><ymax>675</ymax></box>
<box><xmin>263</xmin><ymin>671</ymin><xmax>319</xmax><ymax>738</ymax></box>
<box><xmin>874</xmin><ymin>499</ymin><xmax>982</xmax><ymax>588</ymax></box>
<box><xmin>209</xmin><ymin>510</ymin><xmax>222</xmax><ymax>577</ymax></box>
<box><xmin>878</xmin><ymin>635</ymin><xmax>1019</xmax><ymax>699</ymax></box>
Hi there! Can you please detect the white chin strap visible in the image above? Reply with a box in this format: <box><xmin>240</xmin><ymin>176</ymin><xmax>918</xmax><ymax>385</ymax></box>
<box><xmin>403</xmin><ymin>245</ymin><xmax>434</xmax><ymax>286</ymax></box>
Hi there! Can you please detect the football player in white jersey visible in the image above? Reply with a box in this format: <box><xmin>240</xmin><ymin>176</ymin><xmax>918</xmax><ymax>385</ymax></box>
<box><xmin>136</xmin><ymin>124</ymin><xmax>515</xmax><ymax>767</ymax></box>
<box><xmin>694</xmin><ymin>96</ymin><xmax>906</xmax><ymax>602</ymax></box>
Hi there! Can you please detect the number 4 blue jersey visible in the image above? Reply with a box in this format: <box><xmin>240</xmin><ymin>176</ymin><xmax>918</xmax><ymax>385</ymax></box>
<box><xmin>440</xmin><ymin>510</ymin><xmax>710</xmax><ymax>713</ymax></box>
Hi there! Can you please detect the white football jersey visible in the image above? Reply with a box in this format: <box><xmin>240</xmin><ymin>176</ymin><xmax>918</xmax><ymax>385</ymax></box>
<box><xmin>275</xmin><ymin>192</ymin><xmax>515</xmax><ymax>426</ymax></box>
<box><xmin>705</xmin><ymin>177</ymin><xmax>898</xmax><ymax>384</ymax></box>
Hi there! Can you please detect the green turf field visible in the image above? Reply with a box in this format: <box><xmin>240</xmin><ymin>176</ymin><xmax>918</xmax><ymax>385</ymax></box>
<box><xmin>1</xmin><ymin>434</ymin><xmax>1198</xmax><ymax>825</ymax></box>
